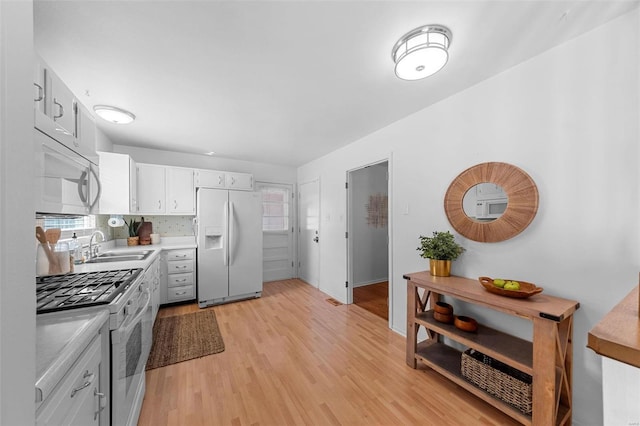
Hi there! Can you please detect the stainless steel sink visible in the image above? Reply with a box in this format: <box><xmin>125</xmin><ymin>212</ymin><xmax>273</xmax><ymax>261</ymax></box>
<box><xmin>85</xmin><ymin>250</ymin><xmax>152</xmax><ymax>264</ymax></box>
<box><xmin>97</xmin><ymin>250</ymin><xmax>152</xmax><ymax>258</ymax></box>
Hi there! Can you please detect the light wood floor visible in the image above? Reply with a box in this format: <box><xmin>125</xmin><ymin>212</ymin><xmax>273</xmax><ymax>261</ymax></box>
<box><xmin>353</xmin><ymin>281</ymin><xmax>388</xmax><ymax>320</ymax></box>
<box><xmin>138</xmin><ymin>279</ymin><xmax>519</xmax><ymax>426</ymax></box>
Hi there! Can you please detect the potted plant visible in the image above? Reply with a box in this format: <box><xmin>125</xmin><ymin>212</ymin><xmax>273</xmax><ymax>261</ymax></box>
<box><xmin>417</xmin><ymin>231</ymin><xmax>465</xmax><ymax>277</ymax></box>
<box><xmin>124</xmin><ymin>218</ymin><xmax>141</xmax><ymax>246</ymax></box>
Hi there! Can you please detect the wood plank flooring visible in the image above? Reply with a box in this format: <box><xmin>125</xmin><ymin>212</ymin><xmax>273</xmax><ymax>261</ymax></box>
<box><xmin>138</xmin><ymin>279</ymin><xmax>519</xmax><ymax>426</ymax></box>
<box><xmin>353</xmin><ymin>281</ymin><xmax>388</xmax><ymax>320</ymax></box>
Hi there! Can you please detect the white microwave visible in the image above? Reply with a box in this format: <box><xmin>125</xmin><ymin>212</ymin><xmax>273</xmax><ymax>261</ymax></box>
<box><xmin>34</xmin><ymin>128</ymin><xmax>101</xmax><ymax>215</ymax></box>
<box><xmin>475</xmin><ymin>198</ymin><xmax>508</xmax><ymax>220</ymax></box>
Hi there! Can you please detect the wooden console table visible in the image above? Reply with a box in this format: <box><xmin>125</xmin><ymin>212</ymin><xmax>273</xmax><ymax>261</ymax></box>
<box><xmin>404</xmin><ymin>271</ymin><xmax>580</xmax><ymax>426</ymax></box>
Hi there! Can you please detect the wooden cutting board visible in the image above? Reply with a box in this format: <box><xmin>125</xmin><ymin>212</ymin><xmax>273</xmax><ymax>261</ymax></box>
<box><xmin>137</xmin><ymin>219</ymin><xmax>153</xmax><ymax>245</ymax></box>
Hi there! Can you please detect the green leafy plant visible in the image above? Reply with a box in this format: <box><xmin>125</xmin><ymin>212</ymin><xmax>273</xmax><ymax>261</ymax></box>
<box><xmin>124</xmin><ymin>218</ymin><xmax>140</xmax><ymax>237</ymax></box>
<box><xmin>417</xmin><ymin>231</ymin><xmax>465</xmax><ymax>261</ymax></box>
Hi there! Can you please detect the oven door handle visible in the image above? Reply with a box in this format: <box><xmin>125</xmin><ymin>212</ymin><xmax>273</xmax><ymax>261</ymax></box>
<box><xmin>120</xmin><ymin>288</ymin><xmax>151</xmax><ymax>336</ymax></box>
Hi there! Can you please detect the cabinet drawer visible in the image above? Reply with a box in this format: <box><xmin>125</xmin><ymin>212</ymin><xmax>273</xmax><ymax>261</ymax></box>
<box><xmin>167</xmin><ymin>260</ymin><xmax>193</xmax><ymax>274</ymax></box>
<box><xmin>167</xmin><ymin>285</ymin><xmax>194</xmax><ymax>302</ymax></box>
<box><xmin>37</xmin><ymin>335</ymin><xmax>102</xmax><ymax>426</ymax></box>
<box><xmin>167</xmin><ymin>272</ymin><xmax>194</xmax><ymax>288</ymax></box>
<box><xmin>166</xmin><ymin>250</ymin><xmax>193</xmax><ymax>261</ymax></box>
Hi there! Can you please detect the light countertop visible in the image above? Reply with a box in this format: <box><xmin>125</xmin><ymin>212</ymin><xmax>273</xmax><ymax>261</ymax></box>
<box><xmin>36</xmin><ymin>236</ymin><xmax>197</xmax><ymax>404</ymax></box>
<box><xmin>72</xmin><ymin>236</ymin><xmax>196</xmax><ymax>274</ymax></box>
<box><xmin>36</xmin><ymin>307</ymin><xmax>109</xmax><ymax>403</ymax></box>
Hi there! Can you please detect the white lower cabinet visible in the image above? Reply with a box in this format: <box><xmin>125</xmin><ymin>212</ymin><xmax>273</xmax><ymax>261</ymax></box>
<box><xmin>36</xmin><ymin>324</ymin><xmax>109</xmax><ymax>426</ymax></box>
<box><xmin>160</xmin><ymin>248</ymin><xmax>196</xmax><ymax>304</ymax></box>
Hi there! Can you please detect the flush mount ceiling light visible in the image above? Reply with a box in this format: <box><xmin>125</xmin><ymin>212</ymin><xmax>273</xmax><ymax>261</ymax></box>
<box><xmin>93</xmin><ymin>105</ymin><xmax>136</xmax><ymax>124</ymax></box>
<box><xmin>391</xmin><ymin>24</ymin><xmax>452</xmax><ymax>81</ymax></box>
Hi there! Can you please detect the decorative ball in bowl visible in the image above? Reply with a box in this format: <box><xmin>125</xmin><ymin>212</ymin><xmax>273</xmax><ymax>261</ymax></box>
<box><xmin>478</xmin><ymin>276</ymin><xmax>543</xmax><ymax>299</ymax></box>
<box><xmin>454</xmin><ymin>315</ymin><xmax>478</xmax><ymax>332</ymax></box>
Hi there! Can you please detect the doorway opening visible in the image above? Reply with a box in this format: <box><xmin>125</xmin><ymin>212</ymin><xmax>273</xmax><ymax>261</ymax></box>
<box><xmin>347</xmin><ymin>160</ymin><xmax>390</xmax><ymax>321</ymax></box>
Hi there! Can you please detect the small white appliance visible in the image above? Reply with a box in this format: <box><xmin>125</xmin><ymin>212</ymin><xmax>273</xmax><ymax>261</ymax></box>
<box><xmin>34</xmin><ymin>128</ymin><xmax>101</xmax><ymax>215</ymax></box>
<box><xmin>195</xmin><ymin>187</ymin><xmax>263</xmax><ymax>307</ymax></box>
<box><xmin>475</xmin><ymin>198</ymin><xmax>508</xmax><ymax>220</ymax></box>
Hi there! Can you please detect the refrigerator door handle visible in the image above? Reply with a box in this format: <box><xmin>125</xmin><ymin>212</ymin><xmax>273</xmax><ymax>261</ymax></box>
<box><xmin>223</xmin><ymin>201</ymin><xmax>229</xmax><ymax>266</ymax></box>
<box><xmin>229</xmin><ymin>201</ymin><xmax>235</xmax><ymax>265</ymax></box>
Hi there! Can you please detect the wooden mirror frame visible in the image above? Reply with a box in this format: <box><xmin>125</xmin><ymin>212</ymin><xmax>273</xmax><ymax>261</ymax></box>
<box><xmin>444</xmin><ymin>162</ymin><xmax>539</xmax><ymax>243</ymax></box>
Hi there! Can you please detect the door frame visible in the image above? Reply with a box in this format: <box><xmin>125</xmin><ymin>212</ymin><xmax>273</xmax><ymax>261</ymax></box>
<box><xmin>297</xmin><ymin>178</ymin><xmax>320</xmax><ymax>288</ymax></box>
<box><xmin>346</xmin><ymin>156</ymin><xmax>392</xmax><ymax>327</ymax></box>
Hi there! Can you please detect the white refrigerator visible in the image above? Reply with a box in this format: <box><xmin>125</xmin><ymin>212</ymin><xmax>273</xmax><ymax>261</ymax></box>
<box><xmin>196</xmin><ymin>188</ymin><xmax>263</xmax><ymax>308</ymax></box>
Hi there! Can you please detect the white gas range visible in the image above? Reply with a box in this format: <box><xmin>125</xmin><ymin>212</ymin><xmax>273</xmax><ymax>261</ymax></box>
<box><xmin>37</xmin><ymin>267</ymin><xmax>153</xmax><ymax>426</ymax></box>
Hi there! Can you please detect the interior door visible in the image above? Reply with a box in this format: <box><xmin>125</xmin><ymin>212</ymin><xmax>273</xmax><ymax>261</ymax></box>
<box><xmin>298</xmin><ymin>179</ymin><xmax>320</xmax><ymax>287</ymax></box>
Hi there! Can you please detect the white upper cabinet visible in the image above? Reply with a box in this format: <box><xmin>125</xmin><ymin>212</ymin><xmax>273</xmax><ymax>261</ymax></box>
<box><xmin>33</xmin><ymin>61</ymin><xmax>47</xmax><ymax>115</ymax></box>
<box><xmin>226</xmin><ymin>172</ymin><xmax>254</xmax><ymax>190</ymax></box>
<box><xmin>137</xmin><ymin>164</ymin><xmax>166</xmax><ymax>214</ymax></box>
<box><xmin>166</xmin><ymin>167</ymin><xmax>194</xmax><ymax>214</ymax></box>
<box><xmin>137</xmin><ymin>164</ymin><xmax>195</xmax><ymax>215</ymax></box>
<box><xmin>48</xmin><ymin>71</ymin><xmax>75</xmax><ymax>137</ymax></box>
<box><xmin>98</xmin><ymin>152</ymin><xmax>137</xmax><ymax>214</ymax></box>
<box><xmin>195</xmin><ymin>169</ymin><xmax>253</xmax><ymax>191</ymax></box>
<box><xmin>194</xmin><ymin>169</ymin><xmax>225</xmax><ymax>188</ymax></box>
<box><xmin>34</xmin><ymin>56</ymin><xmax>97</xmax><ymax>162</ymax></box>
<box><xmin>74</xmin><ymin>103</ymin><xmax>97</xmax><ymax>162</ymax></box>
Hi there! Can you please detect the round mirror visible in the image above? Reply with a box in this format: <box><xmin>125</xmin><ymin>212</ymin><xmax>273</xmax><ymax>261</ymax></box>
<box><xmin>444</xmin><ymin>162</ymin><xmax>538</xmax><ymax>243</ymax></box>
<box><xmin>462</xmin><ymin>183</ymin><xmax>509</xmax><ymax>222</ymax></box>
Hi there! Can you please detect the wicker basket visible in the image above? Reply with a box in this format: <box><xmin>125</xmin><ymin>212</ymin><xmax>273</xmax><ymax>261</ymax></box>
<box><xmin>461</xmin><ymin>349</ymin><xmax>533</xmax><ymax>414</ymax></box>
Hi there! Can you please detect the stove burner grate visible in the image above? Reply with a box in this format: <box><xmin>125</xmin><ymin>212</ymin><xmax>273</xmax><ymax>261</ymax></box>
<box><xmin>36</xmin><ymin>268</ymin><xmax>142</xmax><ymax>313</ymax></box>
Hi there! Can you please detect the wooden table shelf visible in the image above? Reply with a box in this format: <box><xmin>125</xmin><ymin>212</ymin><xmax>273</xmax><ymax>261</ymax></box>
<box><xmin>405</xmin><ymin>272</ymin><xmax>579</xmax><ymax>426</ymax></box>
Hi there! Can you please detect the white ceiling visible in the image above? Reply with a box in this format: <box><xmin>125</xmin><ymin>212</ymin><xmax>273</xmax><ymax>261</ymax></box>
<box><xmin>34</xmin><ymin>1</ymin><xmax>638</xmax><ymax>167</ymax></box>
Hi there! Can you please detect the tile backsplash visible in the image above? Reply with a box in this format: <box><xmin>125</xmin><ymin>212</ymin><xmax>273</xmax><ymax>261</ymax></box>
<box><xmin>106</xmin><ymin>215</ymin><xmax>195</xmax><ymax>239</ymax></box>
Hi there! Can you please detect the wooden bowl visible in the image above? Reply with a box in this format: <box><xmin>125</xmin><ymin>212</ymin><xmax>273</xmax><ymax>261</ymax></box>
<box><xmin>433</xmin><ymin>311</ymin><xmax>454</xmax><ymax>324</ymax></box>
<box><xmin>433</xmin><ymin>301</ymin><xmax>453</xmax><ymax>315</ymax></box>
<box><xmin>478</xmin><ymin>276</ymin><xmax>544</xmax><ymax>299</ymax></box>
<box><xmin>454</xmin><ymin>315</ymin><xmax>478</xmax><ymax>332</ymax></box>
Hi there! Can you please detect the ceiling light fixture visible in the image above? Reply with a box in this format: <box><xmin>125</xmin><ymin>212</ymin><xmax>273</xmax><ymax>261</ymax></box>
<box><xmin>391</xmin><ymin>24</ymin><xmax>452</xmax><ymax>81</ymax></box>
<box><xmin>93</xmin><ymin>105</ymin><xmax>136</xmax><ymax>124</ymax></box>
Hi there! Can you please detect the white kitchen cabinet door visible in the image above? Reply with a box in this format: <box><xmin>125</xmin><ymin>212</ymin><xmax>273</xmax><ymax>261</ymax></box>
<box><xmin>137</xmin><ymin>164</ymin><xmax>166</xmax><ymax>214</ymax></box>
<box><xmin>166</xmin><ymin>167</ymin><xmax>195</xmax><ymax>214</ymax></box>
<box><xmin>74</xmin><ymin>103</ymin><xmax>97</xmax><ymax>162</ymax></box>
<box><xmin>34</xmin><ymin>61</ymin><xmax>47</xmax><ymax>115</ymax></box>
<box><xmin>49</xmin><ymin>71</ymin><xmax>76</xmax><ymax>138</ymax></box>
<box><xmin>98</xmin><ymin>152</ymin><xmax>137</xmax><ymax>214</ymax></box>
<box><xmin>226</xmin><ymin>172</ymin><xmax>254</xmax><ymax>190</ymax></box>
<box><xmin>194</xmin><ymin>169</ymin><xmax>226</xmax><ymax>188</ymax></box>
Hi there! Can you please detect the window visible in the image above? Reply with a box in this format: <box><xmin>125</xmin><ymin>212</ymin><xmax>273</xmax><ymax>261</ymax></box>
<box><xmin>35</xmin><ymin>215</ymin><xmax>97</xmax><ymax>239</ymax></box>
<box><xmin>260</xmin><ymin>187</ymin><xmax>290</xmax><ymax>231</ymax></box>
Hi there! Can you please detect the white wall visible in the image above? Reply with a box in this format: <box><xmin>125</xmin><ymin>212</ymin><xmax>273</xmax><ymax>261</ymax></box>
<box><xmin>351</xmin><ymin>163</ymin><xmax>388</xmax><ymax>286</ymax></box>
<box><xmin>0</xmin><ymin>1</ymin><xmax>35</xmax><ymax>424</ymax></box>
<box><xmin>297</xmin><ymin>10</ymin><xmax>639</xmax><ymax>425</ymax></box>
<box><xmin>113</xmin><ymin>144</ymin><xmax>296</xmax><ymax>185</ymax></box>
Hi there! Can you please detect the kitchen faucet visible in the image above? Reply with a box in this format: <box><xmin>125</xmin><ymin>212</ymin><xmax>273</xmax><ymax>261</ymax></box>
<box><xmin>89</xmin><ymin>230</ymin><xmax>105</xmax><ymax>259</ymax></box>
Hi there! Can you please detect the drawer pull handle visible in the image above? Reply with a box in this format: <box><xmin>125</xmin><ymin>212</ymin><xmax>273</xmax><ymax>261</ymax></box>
<box><xmin>176</xmin><ymin>278</ymin><xmax>187</xmax><ymax>282</ymax></box>
<box><xmin>176</xmin><ymin>291</ymin><xmax>187</xmax><ymax>295</ymax></box>
<box><xmin>71</xmin><ymin>371</ymin><xmax>94</xmax><ymax>397</ymax></box>
<box><xmin>175</xmin><ymin>265</ymin><xmax>188</xmax><ymax>269</ymax></box>
<box><xmin>94</xmin><ymin>389</ymin><xmax>107</xmax><ymax>420</ymax></box>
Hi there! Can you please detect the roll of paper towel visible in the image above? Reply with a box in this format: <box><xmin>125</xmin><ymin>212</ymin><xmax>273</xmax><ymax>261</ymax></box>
<box><xmin>108</xmin><ymin>216</ymin><xmax>125</xmax><ymax>227</ymax></box>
